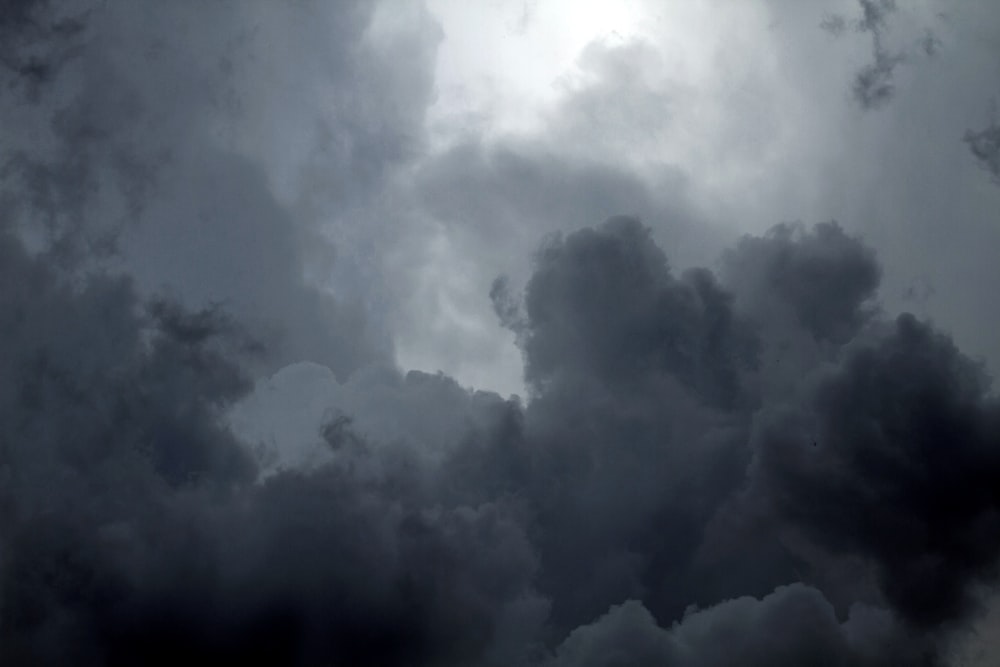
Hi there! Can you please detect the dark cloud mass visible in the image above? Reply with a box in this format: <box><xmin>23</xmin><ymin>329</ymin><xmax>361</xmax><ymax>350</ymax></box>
<box><xmin>3</xmin><ymin>1</ymin><xmax>1000</xmax><ymax>666</ymax></box>
<box><xmin>723</xmin><ymin>221</ymin><xmax>881</xmax><ymax>345</ymax></box>
<box><xmin>745</xmin><ymin>313</ymin><xmax>1000</xmax><ymax>629</ymax></box>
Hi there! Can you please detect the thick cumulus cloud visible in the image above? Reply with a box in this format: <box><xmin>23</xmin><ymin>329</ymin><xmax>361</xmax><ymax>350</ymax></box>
<box><xmin>0</xmin><ymin>227</ymin><xmax>543</xmax><ymax>665</ymax></box>
<box><xmin>745</xmin><ymin>313</ymin><xmax>1000</xmax><ymax>628</ymax></box>
<box><xmin>723</xmin><ymin>221</ymin><xmax>881</xmax><ymax>346</ymax></box>
<box><xmin>548</xmin><ymin>584</ymin><xmax>931</xmax><ymax>667</ymax></box>
<box><xmin>5</xmin><ymin>1</ymin><xmax>1000</xmax><ymax>666</ymax></box>
<box><xmin>392</xmin><ymin>135</ymin><xmax>721</xmax><ymax>395</ymax></box>
<box><xmin>0</xmin><ymin>228</ymin><xmax>255</xmax><ymax>661</ymax></box>
<box><xmin>518</xmin><ymin>216</ymin><xmax>757</xmax><ymax>407</ymax></box>
<box><xmin>7</xmin><ymin>191</ymin><xmax>1000</xmax><ymax>664</ymax></box>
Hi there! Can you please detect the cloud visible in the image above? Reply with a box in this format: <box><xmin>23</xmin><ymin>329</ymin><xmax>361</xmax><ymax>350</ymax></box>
<box><xmin>820</xmin><ymin>0</ymin><xmax>943</xmax><ymax>111</ymax></box>
<box><xmin>0</xmin><ymin>0</ymin><xmax>88</xmax><ymax>100</ymax></box>
<box><xmin>549</xmin><ymin>584</ymin><xmax>931</xmax><ymax>667</ymax></box>
<box><xmin>517</xmin><ymin>216</ymin><xmax>757</xmax><ymax>408</ymax></box>
<box><xmin>4</xmin><ymin>198</ymin><xmax>998</xmax><ymax>664</ymax></box>
<box><xmin>0</xmin><ymin>227</ymin><xmax>254</xmax><ymax>661</ymax></box>
<box><xmin>0</xmin><ymin>224</ymin><xmax>545</xmax><ymax>664</ymax></box>
<box><xmin>846</xmin><ymin>0</ymin><xmax>906</xmax><ymax>111</ymax></box>
<box><xmin>851</xmin><ymin>45</ymin><xmax>905</xmax><ymax>110</ymax></box>
<box><xmin>964</xmin><ymin>117</ymin><xmax>1000</xmax><ymax>184</ymax></box>
<box><xmin>1</xmin><ymin>0</ymin><xmax>443</xmax><ymax>376</ymax></box>
<box><xmin>743</xmin><ymin>313</ymin><xmax>1000</xmax><ymax>629</ymax></box>
<box><xmin>4</xmin><ymin>0</ymin><xmax>1000</xmax><ymax>664</ymax></box>
<box><xmin>723</xmin><ymin>221</ymin><xmax>881</xmax><ymax>346</ymax></box>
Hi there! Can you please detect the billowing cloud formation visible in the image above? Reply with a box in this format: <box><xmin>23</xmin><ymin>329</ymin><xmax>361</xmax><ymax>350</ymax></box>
<box><xmin>518</xmin><ymin>217</ymin><xmax>757</xmax><ymax>408</ymax></box>
<box><xmin>548</xmin><ymin>584</ymin><xmax>929</xmax><ymax>667</ymax></box>
<box><xmin>8</xmin><ymin>209</ymin><xmax>985</xmax><ymax>665</ymax></box>
<box><xmin>4</xmin><ymin>1</ymin><xmax>1000</xmax><ymax>665</ymax></box>
<box><xmin>0</xmin><ymin>226</ymin><xmax>542</xmax><ymax>664</ymax></box>
<box><xmin>723</xmin><ymin>221</ymin><xmax>881</xmax><ymax>345</ymax></box>
<box><xmin>747</xmin><ymin>313</ymin><xmax>1000</xmax><ymax>628</ymax></box>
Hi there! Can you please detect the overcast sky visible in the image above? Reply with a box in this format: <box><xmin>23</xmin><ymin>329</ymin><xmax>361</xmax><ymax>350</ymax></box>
<box><xmin>3</xmin><ymin>1</ymin><xmax>1000</xmax><ymax>665</ymax></box>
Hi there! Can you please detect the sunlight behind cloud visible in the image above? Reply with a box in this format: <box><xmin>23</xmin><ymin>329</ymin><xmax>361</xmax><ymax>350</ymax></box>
<box><xmin>426</xmin><ymin>0</ymin><xmax>648</xmax><ymax>139</ymax></box>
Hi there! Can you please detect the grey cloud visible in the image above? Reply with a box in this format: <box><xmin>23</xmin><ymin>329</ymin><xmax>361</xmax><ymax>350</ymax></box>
<box><xmin>821</xmin><ymin>0</ymin><xmax>938</xmax><ymax>111</ymax></box>
<box><xmin>414</xmin><ymin>141</ymin><xmax>708</xmax><ymax>263</ymax></box>
<box><xmin>0</xmin><ymin>0</ymin><xmax>88</xmax><ymax>100</ymax></box>
<box><xmin>852</xmin><ymin>44</ymin><xmax>904</xmax><ymax>110</ymax></box>
<box><xmin>389</xmin><ymin>135</ymin><xmax>723</xmax><ymax>394</ymax></box>
<box><xmin>550</xmin><ymin>584</ymin><xmax>933</xmax><ymax>667</ymax></box>
<box><xmin>489</xmin><ymin>219</ymin><xmax>760</xmax><ymax>634</ymax></box>
<box><xmin>0</xmin><ymin>226</ymin><xmax>544</xmax><ymax>665</ymax></box>
<box><xmin>547</xmin><ymin>40</ymin><xmax>675</xmax><ymax>154</ymax></box>
<box><xmin>723</xmin><ymin>221</ymin><xmax>881</xmax><ymax>346</ymax></box>
<box><xmin>850</xmin><ymin>0</ymin><xmax>905</xmax><ymax>111</ymax></box>
<box><xmin>0</xmin><ymin>228</ymin><xmax>254</xmax><ymax>661</ymax></box>
<box><xmin>519</xmin><ymin>217</ymin><xmax>757</xmax><ymax>409</ymax></box>
<box><xmin>2</xmin><ymin>0</ymin><xmax>442</xmax><ymax>376</ymax></box>
<box><xmin>820</xmin><ymin>14</ymin><xmax>848</xmax><ymax>37</ymax></box>
<box><xmin>100</xmin><ymin>468</ymin><xmax>543</xmax><ymax>666</ymax></box>
<box><xmin>121</xmin><ymin>149</ymin><xmax>384</xmax><ymax>378</ymax></box>
<box><xmin>4</xmin><ymin>206</ymin><xmax>997</xmax><ymax>665</ymax></box>
<box><xmin>5</xmin><ymin>1</ymin><xmax>1000</xmax><ymax>664</ymax></box>
<box><xmin>744</xmin><ymin>313</ymin><xmax>1000</xmax><ymax>629</ymax></box>
<box><xmin>921</xmin><ymin>29</ymin><xmax>943</xmax><ymax>57</ymax></box>
<box><xmin>763</xmin><ymin>0</ymin><xmax>1000</xmax><ymax>382</ymax></box>
<box><xmin>547</xmin><ymin>598</ymin><xmax>671</xmax><ymax>667</ymax></box>
<box><xmin>964</xmin><ymin>117</ymin><xmax>1000</xmax><ymax>183</ymax></box>
<box><xmin>856</xmin><ymin>0</ymin><xmax>897</xmax><ymax>35</ymax></box>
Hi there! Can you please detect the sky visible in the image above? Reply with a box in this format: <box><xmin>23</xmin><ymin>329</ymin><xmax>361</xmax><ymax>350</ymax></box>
<box><xmin>2</xmin><ymin>0</ymin><xmax>1000</xmax><ymax>665</ymax></box>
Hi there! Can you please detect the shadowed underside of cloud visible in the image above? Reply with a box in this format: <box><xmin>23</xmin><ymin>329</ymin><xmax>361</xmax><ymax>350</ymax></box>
<box><xmin>548</xmin><ymin>584</ymin><xmax>933</xmax><ymax>667</ymax></box>
<box><xmin>5</xmin><ymin>202</ymin><xmax>998</xmax><ymax>665</ymax></box>
<box><xmin>746</xmin><ymin>313</ymin><xmax>1000</xmax><ymax>628</ymax></box>
<box><xmin>0</xmin><ymin>226</ymin><xmax>544</xmax><ymax>665</ymax></box>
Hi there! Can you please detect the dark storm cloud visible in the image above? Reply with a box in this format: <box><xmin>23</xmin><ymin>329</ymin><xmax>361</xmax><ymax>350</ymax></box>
<box><xmin>0</xmin><ymin>227</ymin><xmax>544</xmax><ymax>665</ymax></box>
<box><xmin>518</xmin><ymin>216</ymin><xmax>757</xmax><ymax>408</ymax></box>
<box><xmin>495</xmin><ymin>218</ymin><xmax>999</xmax><ymax>662</ymax></box>
<box><xmin>743</xmin><ymin>313</ymin><xmax>1000</xmax><ymax>629</ymax></box>
<box><xmin>0</xmin><ymin>227</ymin><xmax>254</xmax><ymax>661</ymax></box>
<box><xmin>5</xmin><ymin>0</ymin><xmax>1000</xmax><ymax>664</ymax></box>
<box><xmin>548</xmin><ymin>584</ymin><xmax>933</xmax><ymax>667</ymax></box>
<box><xmin>5</xmin><ymin>194</ymin><xmax>998</xmax><ymax>664</ymax></box>
<box><xmin>722</xmin><ymin>221</ymin><xmax>881</xmax><ymax>345</ymax></box>
<box><xmin>484</xmin><ymin>220</ymin><xmax>760</xmax><ymax>635</ymax></box>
